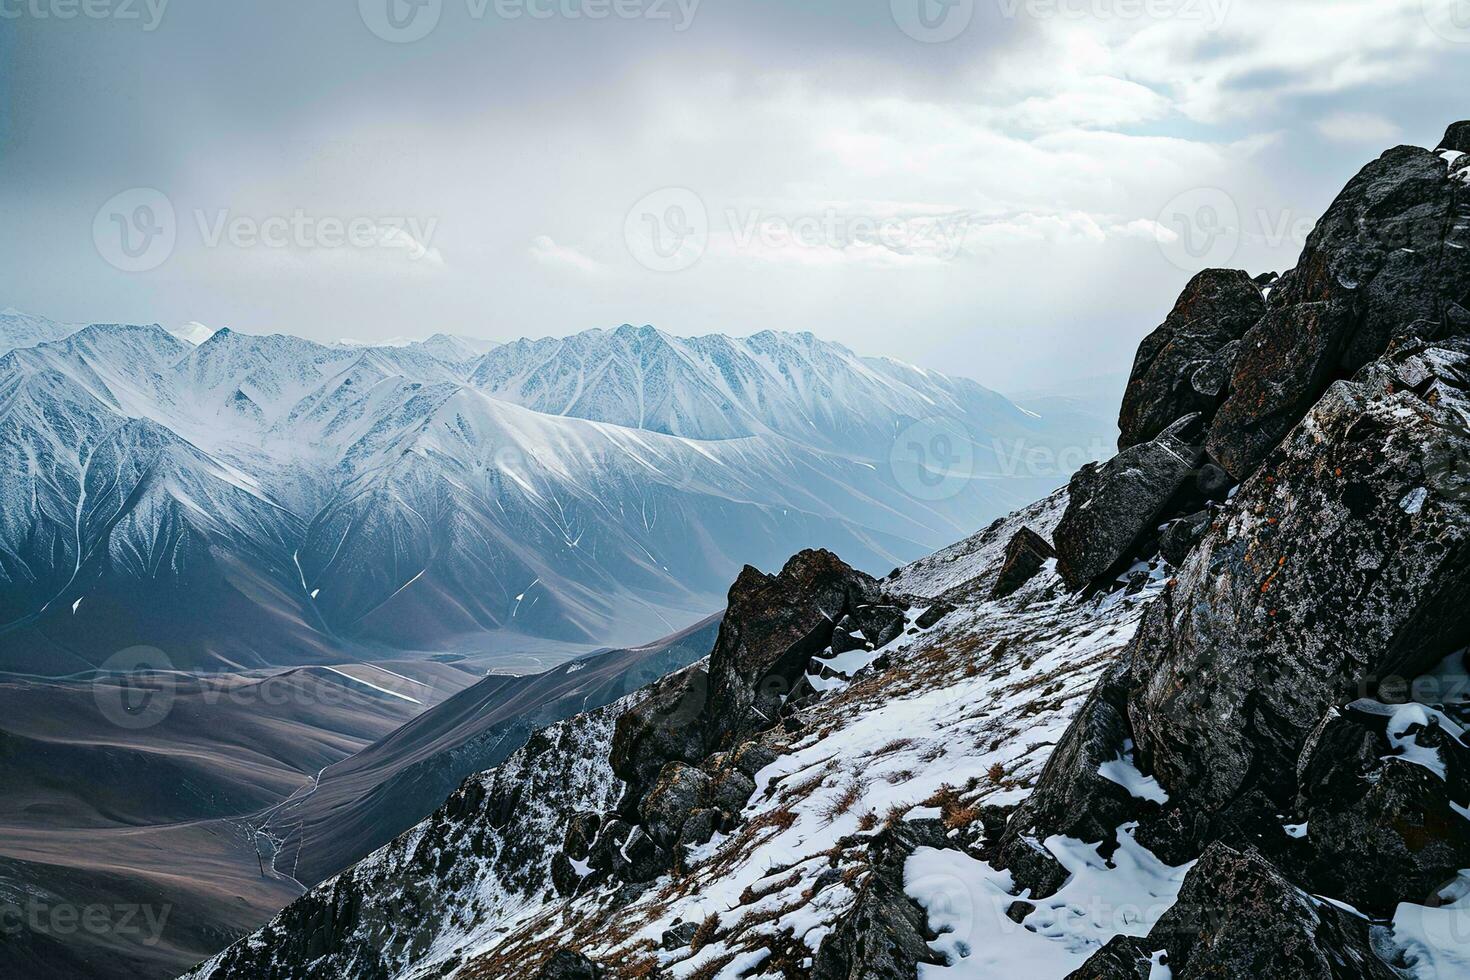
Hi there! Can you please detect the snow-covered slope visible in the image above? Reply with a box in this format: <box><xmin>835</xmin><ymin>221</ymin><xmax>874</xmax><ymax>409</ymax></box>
<box><xmin>178</xmin><ymin>494</ymin><xmax>1176</xmax><ymax>980</ymax></box>
<box><xmin>0</xmin><ymin>308</ymin><xmax>80</xmax><ymax>356</ymax></box>
<box><xmin>0</xmin><ymin>317</ymin><xmax>1092</xmax><ymax>671</ymax></box>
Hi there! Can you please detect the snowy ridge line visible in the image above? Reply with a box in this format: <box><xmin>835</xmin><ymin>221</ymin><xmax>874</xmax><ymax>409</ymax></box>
<box><xmin>1</xmin><ymin>313</ymin><xmax>1098</xmax><ymax>666</ymax></box>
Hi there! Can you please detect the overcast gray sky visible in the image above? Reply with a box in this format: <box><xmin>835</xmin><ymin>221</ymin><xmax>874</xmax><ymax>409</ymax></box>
<box><xmin>2</xmin><ymin>0</ymin><xmax>1468</xmax><ymax>390</ymax></box>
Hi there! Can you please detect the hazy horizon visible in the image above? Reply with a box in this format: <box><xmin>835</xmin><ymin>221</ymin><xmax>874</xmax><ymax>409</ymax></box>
<box><xmin>5</xmin><ymin>0</ymin><xmax>1469</xmax><ymax>391</ymax></box>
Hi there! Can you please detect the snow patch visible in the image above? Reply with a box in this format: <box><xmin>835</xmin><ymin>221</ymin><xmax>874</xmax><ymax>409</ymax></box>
<box><xmin>906</xmin><ymin>823</ymin><xmax>1194</xmax><ymax>977</ymax></box>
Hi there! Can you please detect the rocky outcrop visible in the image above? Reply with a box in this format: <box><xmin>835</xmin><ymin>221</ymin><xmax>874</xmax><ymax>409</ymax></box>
<box><xmin>1064</xmin><ymin>127</ymin><xmax>1470</xmax><ymax>597</ymax></box>
<box><xmin>608</xmin><ymin>667</ymin><xmax>710</xmax><ymax>815</ymax></box>
<box><xmin>1439</xmin><ymin>120</ymin><xmax>1470</xmax><ymax>155</ymax></box>
<box><xmin>1133</xmin><ymin>844</ymin><xmax>1397</xmax><ymax>980</ymax></box>
<box><xmin>1118</xmin><ymin>268</ymin><xmax>1265</xmax><ymax>450</ymax></box>
<box><xmin>607</xmin><ymin>549</ymin><xmax>908</xmax><ymax>881</ymax></box>
<box><xmin>811</xmin><ymin>823</ymin><xmax>951</xmax><ymax>980</ymax></box>
<box><xmin>1207</xmin><ymin>141</ymin><xmax>1470</xmax><ymax>478</ymax></box>
<box><xmin>994</xmin><ymin>654</ymin><xmax>1150</xmax><ymax>891</ymax></box>
<box><xmin>1294</xmin><ymin>704</ymin><xmax>1470</xmax><ymax>917</ymax></box>
<box><xmin>1001</xmin><ymin>324</ymin><xmax>1470</xmax><ymax>972</ymax></box>
<box><xmin>532</xmin><ymin>950</ymin><xmax>603</xmax><ymax>980</ymax></box>
<box><xmin>1063</xmin><ymin>937</ymin><xmax>1153</xmax><ymax>980</ymax></box>
<box><xmin>1053</xmin><ymin>413</ymin><xmax>1204</xmax><ymax>591</ymax></box>
<box><xmin>1127</xmin><ymin>337</ymin><xmax>1470</xmax><ymax>824</ymax></box>
<box><xmin>704</xmin><ymin>550</ymin><xmax>903</xmax><ymax>751</ymax></box>
<box><xmin>991</xmin><ymin>526</ymin><xmax>1056</xmax><ymax>599</ymax></box>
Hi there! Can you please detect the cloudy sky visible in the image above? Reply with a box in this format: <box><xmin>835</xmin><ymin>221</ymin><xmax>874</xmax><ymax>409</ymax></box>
<box><xmin>2</xmin><ymin>0</ymin><xmax>1468</xmax><ymax>390</ymax></box>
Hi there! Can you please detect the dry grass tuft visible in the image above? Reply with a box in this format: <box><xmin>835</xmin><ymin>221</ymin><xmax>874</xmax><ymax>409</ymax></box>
<box><xmin>821</xmin><ymin>776</ymin><xmax>869</xmax><ymax>823</ymax></box>
<box><xmin>690</xmin><ymin>912</ymin><xmax>721</xmax><ymax>954</ymax></box>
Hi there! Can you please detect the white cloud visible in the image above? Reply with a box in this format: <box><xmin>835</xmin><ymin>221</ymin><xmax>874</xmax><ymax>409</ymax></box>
<box><xmin>529</xmin><ymin>235</ymin><xmax>606</xmax><ymax>276</ymax></box>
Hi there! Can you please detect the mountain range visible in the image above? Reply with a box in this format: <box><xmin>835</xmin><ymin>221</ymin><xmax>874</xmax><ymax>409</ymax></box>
<box><xmin>0</xmin><ymin>314</ymin><xmax>1108</xmax><ymax>673</ymax></box>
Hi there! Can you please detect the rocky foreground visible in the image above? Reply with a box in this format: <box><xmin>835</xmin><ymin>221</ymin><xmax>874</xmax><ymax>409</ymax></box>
<box><xmin>184</xmin><ymin>124</ymin><xmax>1470</xmax><ymax>980</ymax></box>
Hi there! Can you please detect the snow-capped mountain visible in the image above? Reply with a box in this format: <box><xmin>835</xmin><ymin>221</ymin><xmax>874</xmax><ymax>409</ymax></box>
<box><xmin>0</xmin><ymin>317</ymin><xmax>1105</xmax><ymax>672</ymax></box>
<box><xmin>469</xmin><ymin>324</ymin><xmax>1041</xmax><ymax>456</ymax></box>
<box><xmin>0</xmin><ymin>308</ymin><xmax>81</xmax><ymax>356</ymax></box>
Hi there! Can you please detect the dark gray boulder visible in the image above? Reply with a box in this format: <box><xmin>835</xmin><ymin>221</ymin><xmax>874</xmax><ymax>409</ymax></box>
<box><xmin>1141</xmin><ymin>844</ymin><xmax>1398</xmax><ymax>980</ymax></box>
<box><xmin>730</xmin><ymin>739</ymin><xmax>778</xmax><ymax>778</ymax></box>
<box><xmin>1063</xmin><ymin>936</ymin><xmax>1154</xmax><ymax>979</ymax></box>
<box><xmin>532</xmin><ymin>949</ymin><xmax>603</xmax><ymax>980</ymax></box>
<box><xmin>707</xmin><ymin>765</ymin><xmax>756</xmax><ymax>815</ymax></box>
<box><xmin>703</xmin><ymin>550</ymin><xmax>892</xmax><ymax>752</ymax></box>
<box><xmin>675</xmin><ymin>807</ymin><xmax>721</xmax><ymax>851</ymax></box>
<box><xmin>990</xmin><ymin>526</ymin><xmax>1057</xmax><ymax>599</ymax></box>
<box><xmin>638</xmin><ymin>762</ymin><xmax>711</xmax><ymax>848</ymax></box>
<box><xmin>811</xmin><ymin>823</ymin><xmax>950</xmax><ymax>980</ymax></box>
<box><xmin>1158</xmin><ymin>510</ymin><xmax>1211</xmax><ymax>567</ymax></box>
<box><xmin>1208</xmin><ymin>137</ymin><xmax>1470</xmax><ymax>478</ymax></box>
<box><xmin>1118</xmin><ymin>268</ymin><xmax>1265</xmax><ymax>449</ymax></box>
<box><xmin>609</xmin><ymin>667</ymin><xmax>709</xmax><ymax>814</ymax></box>
<box><xmin>995</xmin><ymin>652</ymin><xmax>1151</xmax><ymax>896</ymax></box>
<box><xmin>850</xmin><ymin>602</ymin><xmax>908</xmax><ymax>649</ymax></box>
<box><xmin>1054</xmin><ymin>413</ymin><xmax>1205</xmax><ymax>591</ymax></box>
<box><xmin>914</xmin><ymin>600</ymin><xmax>956</xmax><ymax>628</ymax></box>
<box><xmin>829</xmin><ymin>614</ymin><xmax>867</xmax><ymax>654</ymax></box>
<box><xmin>1295</xmin><ymin>706</ymin><xmax>1470</xmax><ymax>917</ymax></box>
<box><xmin>1439</xmin><ymin>120</ymin><xmax>1470</xmax><ymax>154</ymax></box>
<box><xmin>660</xmin><ymin>920</ymin><xmax>699</xmax><ymax>950</ymax></box>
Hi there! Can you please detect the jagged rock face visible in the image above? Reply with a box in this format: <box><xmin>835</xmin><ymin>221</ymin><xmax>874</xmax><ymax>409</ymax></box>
<box><xmin>1158</xmin><ymin>509</ymin><xmax>1211</xmax><ymax>567</ymax></box>
<box><xmin>991</xmin><ymin>526</ymin><xmax>1057</xmax><ymax>599</ymax></box>
<box><xmin>532</xmin><ymin>950</ymin><xmax>603</xmax><ymax>979</ymax></box>
<box><xmin>609</xmin><ymin>667</ymin><xmax>709</xmax><ymax>809</ymax></box>
<box><xmin>1128</xmin><ymin>338</ymin><xmax>1470</xmax><ymax>821</ymax></box>
<box><xmin>1140</xmin><ymin>844</ymin><xmax>1398</xmax><ymax>980</ymax></box>
<box><xmin>607</xmin><ymin>549</ymin><xmax>905</xmax><ymax>881</ymax></box>
<box><xmin>1208</xmin><ymin>142</ymin><xmax>1470</xmax><ymax>478</ymax></box>
<box><xmin>1053</xmin><ymin>413</ymin><xmax>1204</xmax><ymax>591</ymax></box>
<box><xmin>1063</xmin><ymin>936</ymin><xmax>1153</xmax><ymax>980</ymax></box>
<box><xmin>996</xmin><ymin>655</ymin><xmax>1149</xmax><ymax>892</ymax></box>
<box><xmin>1441</xmin><ymin>121</ymin><xmax>1470</xmax><ymax>154</ymax></box>
<box><xmin>1295</xmin><ymin>705</ymin><xmax>1470</xmax><ymax>917</ymax></box>
<box><xmin>614</xmin><ymin>550</ymin><xmax>897</xmax><ymax>807</ymax></box>
<box><xmin>810</xmin><ymin>823</ymin><xmax>950</xmax><ymax>980</ymax></box>
<box><xmin>703</xmin><ymin>549</ymin><xmax>897</xmax><ymax>752</ymax></box>
<box><xmin>1117</xmin><ymin>268</ymin><xmax>1265</xmax><ymax>450</ymax></box>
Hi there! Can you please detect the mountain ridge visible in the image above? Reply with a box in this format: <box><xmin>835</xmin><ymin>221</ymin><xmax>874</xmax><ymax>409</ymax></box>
<box><xmin>0</xmin><ymin>316</ymin><xmax>1106</xmax><ymax>672</ymax></box>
